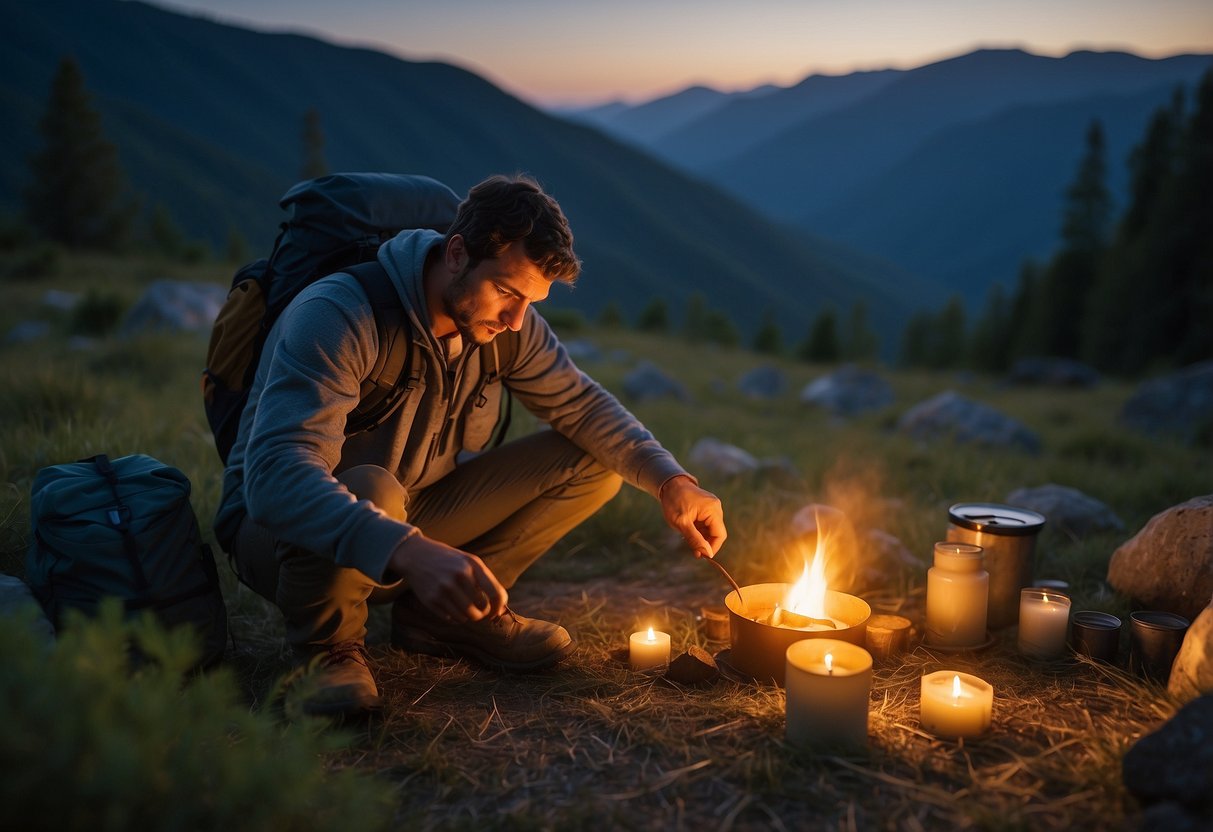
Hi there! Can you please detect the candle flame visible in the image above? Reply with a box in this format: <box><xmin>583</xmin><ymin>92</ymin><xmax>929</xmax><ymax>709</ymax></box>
<box><xmin>1042</xmin><ymin>592</ymin><xmax>1050</xmax><ymax>604</ymax></box>
<box><xmin>825</xmin><ymin>652</ymin><xmax>834</xmax><ymax>674</ymax></box>
<box><xmin>785</xmin><ymin>534</ymin><xmax>828</xmax><ymax>618</ymax></box>
<box><xmin>952</xmin><ymin>674</ymin><xmax>962</xmax><ymax>700</ymax></box>
<box><xmin>646</xmin><ymin>626</ymin><xmax>655</xmax><ymax>642</ymax></box>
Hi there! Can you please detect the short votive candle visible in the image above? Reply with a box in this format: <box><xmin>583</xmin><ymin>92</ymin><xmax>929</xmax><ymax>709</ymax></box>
<box><xmin>1017</xmin><ymin>588</ymin><xmax>1071</xmax><ymax>660</ymax></box>
<box><xmin>629</xmin><ymin>626</ymin><xmax>671</xmax><ymax>671</ymax></box>
<box><xmin>920</xmin><ymin>670</ymin><xmax>993</xmax><ymax>739</ymax></box>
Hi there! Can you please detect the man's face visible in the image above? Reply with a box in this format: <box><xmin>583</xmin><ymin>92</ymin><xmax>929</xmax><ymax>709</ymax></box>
<box><xmin>442</xmin><ymin>240</ymin><xmax>552</xmax><ymax>345</ymax></box>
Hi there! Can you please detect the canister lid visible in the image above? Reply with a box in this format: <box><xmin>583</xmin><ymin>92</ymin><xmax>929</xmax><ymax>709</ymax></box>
<box><xmin>948</xmin><ymin>502</ymin><xmax>1046</xmax><ymax>536</ymax></box>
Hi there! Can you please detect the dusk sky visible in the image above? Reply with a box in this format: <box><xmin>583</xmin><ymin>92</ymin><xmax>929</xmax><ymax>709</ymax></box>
<box><xmin>153</xmin><ymin>0</ymin><xmax>1213</xmax><ymax>106</ymax></box>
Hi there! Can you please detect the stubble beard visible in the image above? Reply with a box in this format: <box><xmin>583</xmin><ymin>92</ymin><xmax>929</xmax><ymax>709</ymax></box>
<box><xmin>442</xmin><ymin>269</ymin><xmax>501</xmax><ymax>346</ymax></box>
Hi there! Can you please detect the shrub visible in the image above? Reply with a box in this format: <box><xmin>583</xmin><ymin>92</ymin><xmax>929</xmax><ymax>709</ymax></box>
<box><xmin>69</xmin><ymin>288</ymin><xmax>126</xmax><ymax>336</ymax></box>
<box><xmin>2</xmin><ymin>243</ymin><xmax>63</xmax><ymax>281</ymax></box>
<box><xmin>0</xmin><ymin>601</ymin><xmax>394</xmax><ymax>831</ymax></box>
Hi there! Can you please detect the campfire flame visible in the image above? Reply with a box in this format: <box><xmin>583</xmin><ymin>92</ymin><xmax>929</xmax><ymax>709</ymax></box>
<box><xmin>784</xmin><ymin>530</ymin><xmax>828</xmax><ymax>619</ymax></box>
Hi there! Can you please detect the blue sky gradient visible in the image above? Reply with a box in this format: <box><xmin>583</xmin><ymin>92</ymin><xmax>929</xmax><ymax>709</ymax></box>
<box><xmin>151</xmin><ymin>0</ymin><xmax>1213</xmax><ymax>105</ymax></box>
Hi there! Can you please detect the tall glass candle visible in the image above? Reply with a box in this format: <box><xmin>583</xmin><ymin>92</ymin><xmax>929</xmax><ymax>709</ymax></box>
<box><xmin>925</xmin><ymin>542</ymin><xmax>988</xmax><ymax>648</ymax></box>
<box><xmin>920</xmin><ymin>671</ymin><xmax>993</xmax><ymax>739</ymax></box>
<box><xmin>1017</xmin><ymin>588</ymin><xmax>1071</xmax><ymax>659</ymax></box>
<box><xmin>785</xmin><ymin>639</ymin><xmax>873</xmax><ymax>748</ymax></box>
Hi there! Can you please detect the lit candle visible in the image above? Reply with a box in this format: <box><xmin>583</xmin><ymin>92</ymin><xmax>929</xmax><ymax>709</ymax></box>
<box><xmin>1017</xmin><ymin>588</ymin><xmax>1072</xmax><ymax>660</ymax></box>
<box><xmin>629</xmin><ymin>626</ymin><xmax>671</xmax><ymax>671</ymax></box>
<box><xmin>785</xmin><ymin>639</ymin><xmax>873</xmax><ymax>748</ymax></box>
<box><xmin>925</xmin><ymin>542</ymin><xmax>988</xmax><ymax>648</ymax></box>
<box><xmin>919</xmin><ymin>671</ymin><xmax>993</xmax><ymax>739</ymax></box>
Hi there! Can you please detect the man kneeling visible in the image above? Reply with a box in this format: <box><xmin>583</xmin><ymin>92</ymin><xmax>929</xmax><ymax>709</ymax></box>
<box><xmin>214</xmin><ymin>174</ymin><xmax>726</xmax><ymax>717</ymax></box>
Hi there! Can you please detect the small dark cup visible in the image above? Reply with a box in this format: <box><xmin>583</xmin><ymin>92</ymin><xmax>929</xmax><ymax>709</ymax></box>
<box><xmin>1128</xmin><ymin>611</ymin><xmax>1190</xmax><ymax>681</ymax></box>
<box><xmin>1070</xmin><ymin>610</ymin><xmax>1121</xmax><ymax>663</ymax></box>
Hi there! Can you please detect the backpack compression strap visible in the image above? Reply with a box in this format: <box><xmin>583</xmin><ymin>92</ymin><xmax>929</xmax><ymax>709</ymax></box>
<box><xmin>89</xmin><ymin>454</ymin><xmax>151</xmax><ymax>595</ymax></box>
<box><xmin>342</xmin><ymin>260</ymin><xmax>417</xmax><ymax>435</ymax></box>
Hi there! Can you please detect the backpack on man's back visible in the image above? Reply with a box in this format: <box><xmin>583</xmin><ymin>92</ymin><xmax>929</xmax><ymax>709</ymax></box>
<box><xmin>202</xmin><ymin>172</ymin><xmax>463</xmax><ymax>465</ymax></box>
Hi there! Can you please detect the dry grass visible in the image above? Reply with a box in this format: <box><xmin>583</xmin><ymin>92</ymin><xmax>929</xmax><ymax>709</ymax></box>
<box><xmin>224</xmin><ymin>553</ymin><xmax>1176</xmax><ymax>832</ymax></box>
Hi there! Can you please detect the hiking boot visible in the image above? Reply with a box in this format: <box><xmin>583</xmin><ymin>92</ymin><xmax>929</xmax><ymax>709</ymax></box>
<box><xmin>291</xmin><ymin>640</ymin><xmax>382</xmax><ymax>718</ymax></box>
<box><xmin>390</xmin><ymin>594</ymin><xmax>574</xmax><ymax>671</ymax></box>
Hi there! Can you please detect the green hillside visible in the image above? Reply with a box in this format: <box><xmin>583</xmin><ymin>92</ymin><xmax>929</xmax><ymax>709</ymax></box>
<box><xmin>1</xmin><ymin>0</ymin><xmax>932</xmax><ymax>342</ymax></box>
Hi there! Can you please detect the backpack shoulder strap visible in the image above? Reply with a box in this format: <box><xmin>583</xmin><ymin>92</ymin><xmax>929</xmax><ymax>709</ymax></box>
<box><xmin>341</xmin><ymin>260</ymin><xmax>418</xmax><ymax>435</ymax></box>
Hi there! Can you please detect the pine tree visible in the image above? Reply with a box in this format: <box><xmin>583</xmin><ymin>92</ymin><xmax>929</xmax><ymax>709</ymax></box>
<box><xmin>225</xmin><ymin>226</ymin><xmax>251</xmax><ymax>264</ymax></box>
<box><xmin>752</xmin><ymin>311</ymin><xmax>784</xmax><ymax>355</ymax></box>
<box><xmin>637</xmin><ymin>298</ymin><xmax>669</xmax><ymax>333</ymax></box>
<box><xmin>930</xmin><ymin>296</ymin><xmax>967</xmax><ymax>369</ymax></box>
<box><xmin>683</xmin><ymin>293</ymin><xmax>708</xmax><ymax>342</ymax></box>
<box><xmin>148</xmin><ymin>203</ymin><xmax>185</xmax><ymax>257</ymax></box>
<box><xmin>1081</xmin><ymin>98</ymin><xmax>1181</xmax><ymax>371</ymax></box>
<box><xmin>799</xmin><ymin>308</ymin><xmax>840</xmax><ymax>363</ymax></box>
<box><xmin>597</xmin><ymin>301</ymin><xmax>624</xmax><ymax>329</ymax></box>
<box><xmin>843</xmin><ymin>300</ymin><xmax>879</xmax><ymax>362</ymax></box>
<box><xmin>300</xmin><ymin>108</ymin><xmax>328</xmax><ymax>181</ymax></box>
<box><xmin>899</xmin><ymin>311</ymin><xmax>932</xmax><ymax>368</ymax></box>
<box><xmin>24</xmin><ymin>57</ymin><xmax>136</xmax><ymax>250</ymax></box>
<box><xmin>1035</xmin><ymin>120</ymin><xmax>1112</xmax><ymax>358</ymax></box>
<box><xmin>970</xmin><ymin>283</ymin><xmax>1013</xmax><ymax>373</ymax></box>
<box><xmin>703</xmin><ymin>310</ymin><xmax>740</xmax><ymax>347</ymax></box>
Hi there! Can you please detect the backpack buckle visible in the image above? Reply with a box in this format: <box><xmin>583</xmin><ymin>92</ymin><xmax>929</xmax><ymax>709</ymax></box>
<box><xmin>106</xmin><ymin>505</ymin><xmax>131</xmax><ymax>531</ymax></box>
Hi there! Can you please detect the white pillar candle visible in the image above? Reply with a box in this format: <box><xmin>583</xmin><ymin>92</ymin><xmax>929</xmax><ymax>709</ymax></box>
<box><xmin>925</xmin><ymin>542</ymin><xmax>988</xmax><ymax>648</ymax></box>
<box><xmin>629</xmin><ymin>626</ymin><xmax>671</xmax><ymax>671</ymax></box>
<box><xmin>920</xmin><ymin>671</ymin><xmax>993</xmax><ymax>739</ymax></box>
<box><xmin>1017</xmin><ymin>588</ymin><xmax>1072</xmax><ymax>660</ymax></box>
<box><xmin>785</xmin><ymin>639</ymin><xmax>873</xmax><ymax>748</ymax></box>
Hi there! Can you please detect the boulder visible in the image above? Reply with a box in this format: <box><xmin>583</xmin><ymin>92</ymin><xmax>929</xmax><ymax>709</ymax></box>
<box><xmin>1004</xmin><ymin>484</ymin><xmax>1124</xmax><ymax>539</ymax></box>
<box><xmin>896</xmin><ymin>390</ymin><xmax>1041</xmax><ymax>453</ymax></box>
<box><xmin>854</xmin><ymin>529</ymin><xmax>922</xmax><ymax>591</ymax></box>
<box><xmin>1107</xmin><ymin>496</ymin><xmax>1213</xmax><ymax>622</ymax></box>
<box><xmin>1122</xmin><ymin>695</ymin><xmax>1213</xmax><ymax>815</ymax></box>
<box><xmin>562</xmin><ymin>338</ymin><xmax>601</xmax><ymax>363</ymax></box>
<box><xmin>1121</xmin><ymin>360</ymin><xmax>1213</xmax><ymax>445</ymax></box>
<box><xmin>687</xmin><ymin>438</ymin><xmax>801</xmax><ymax>487</ymax></box>
<box><xmin>736</xmin><ymin>364</ymin><xmax>786</xmax><ymax>400</ymax></box>
<box><xmin>120</xmin><ymin>279</ymin><xmax>228</xmax><ymax>336</ymax></box>
<box><xmin>621</xmin><ymin>360</ymin><xmax>691</xmax><ymax>403</ymax></box>
<box><xmin>1169</xmin><ymin>597</ymin><xmax>1213</xmax><ymax>703</ymax></box>
<box><xmin>0</xmin><ymin>574</ymin><xmax>56</xmax><ymax>647</ymax></box>
<box><xmin>800</xmin><ymin>365</ymin><xmax>894</xmax><ymax>417</ymax></box>
<box><xmin>41</xmin><ymin>289</ymin><xmax>80</xmax><ymax>311</ymax></box>
<box><xmin>688</xmin><ymin>437</ymin><xmax>759</xmax><ymax>478</ymax></box>
<box><xmin>1007</xmin><ymin>357</ymin><xmax>1100</xmax><ymax>388</ymax></box>
<box><xmin>5</xmin><ymin>320</ymin><xmax>51</xmax><ymax>344</ymax></box>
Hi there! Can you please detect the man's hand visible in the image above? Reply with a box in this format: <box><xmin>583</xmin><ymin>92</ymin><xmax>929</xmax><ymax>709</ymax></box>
<box><xmin>388</xmin><ymin>534</ymin><xmax>508</xmax><ymax>622</ymax></box>
<box><xmin>659</xmin><ymin>474</ymin><xmax>727</xmax><ymax>559</ymax></box>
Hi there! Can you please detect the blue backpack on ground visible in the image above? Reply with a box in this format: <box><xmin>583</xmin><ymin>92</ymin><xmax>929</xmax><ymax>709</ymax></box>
<box><xmin>27</xmin><ymin>454</ymin><xmax>228</xmax><ymax>669</ymax></box>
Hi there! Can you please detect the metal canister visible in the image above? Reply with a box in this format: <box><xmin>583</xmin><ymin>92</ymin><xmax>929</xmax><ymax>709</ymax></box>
<box><xmin>946</xmin><ymin>503</ymin><xmax>1046</xmax><ymax>629</ymax></box>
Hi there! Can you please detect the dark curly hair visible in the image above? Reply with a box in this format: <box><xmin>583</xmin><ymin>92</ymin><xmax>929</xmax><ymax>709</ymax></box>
<box><xmin>445</xmin><ymin>174</ymin><xmax>580</xmax><ymax>285</ymax></box>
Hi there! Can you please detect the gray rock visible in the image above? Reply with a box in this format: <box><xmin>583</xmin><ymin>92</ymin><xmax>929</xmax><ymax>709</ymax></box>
<box><xmin>562</xmin><ymin>338</ymin><xmax>601</xmax><ymax>363</ymax></box>
<box><xmin>1108</xmin><ymin>495</ymin><xmax>1213</xmax><ymax>622</ymax></box>
<box><xmin>41</xmin><ymin>289</ymin><xmax>80</xmax><ymax>311</ymax></box>
<box><xmin>736</xmin><ymin>364</ymin><xmax>786</xmax><ymax>400</ymax></box>
<box><xmin>621</xmin><ymin>360</ymin><xmax>691</xmax><ymax>403</ymax></box>
<box><xmin>0</xmin><ymin>574</ymin><xmax>56</xmax><ymax>647</ymax></box>
<box><xmin>1004</xmin><ymin>484</ymin><xmax>1124</xmax><ymax>539</ymax></box>
<box><xmin>896</xmin><ymin>390</ymin><xmax>1041</xmax><ymax>453</ymax></box>
<box><xmin>1121</xmin><ymin>360</ymin><xmax>1213</xmax><ymax>445</ymax></box>
<box><xmin>1007</xmin><ymin>356</ymin><xmax>1100</xmax><ymax>388</ymax></box>
<box><xmin>1122</xmin><ymin>694</ymin><xmax>1213</xmax><ymax>813</ymax></box>
<box><xmin>120</xmin><ymin>279</ymin><xmax>228</xmax><ymax>336</ymax></box>
<box><xmin>800</xmin><ymin>365</ymin><xmax>894</xmax><ymax>417</ymax></box>
<box><xmin>5</xmin><ymin>320</ymin><xmax>51</xmax><ymax>344</ymax></box>
<box><xmin>688</xmin><ymin>437</ymin><xmax>759</xmax><ymax>478</ymax></box>
<box><xmin>1133</xmin><ymin>802</ymin><xmax>1208</xmax><ymax>832</ymax></box>
<box><xmin>1169</xmin><ymin>597</ymin><xmax>1213</xmax><ymax>704</ymax></box>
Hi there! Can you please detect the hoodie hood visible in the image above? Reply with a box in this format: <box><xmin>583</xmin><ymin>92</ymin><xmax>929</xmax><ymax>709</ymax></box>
<box><xmin>378</xmin><ymin>228</ymin><xmax>445</xmax><ymax>354</ymax></box>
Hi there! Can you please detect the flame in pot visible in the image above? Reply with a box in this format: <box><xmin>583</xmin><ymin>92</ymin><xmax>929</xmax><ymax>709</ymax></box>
<box><xmin>784</xmin><ymin>534</ymin><xmax>828</xmax><ymax>619</ymax></box>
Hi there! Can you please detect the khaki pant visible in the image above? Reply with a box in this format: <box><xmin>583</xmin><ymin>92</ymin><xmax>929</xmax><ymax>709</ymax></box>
<box><xmin>231</xmin><ymin>430</ymin><xmax>622</xmax><ymax>651</ymax></box>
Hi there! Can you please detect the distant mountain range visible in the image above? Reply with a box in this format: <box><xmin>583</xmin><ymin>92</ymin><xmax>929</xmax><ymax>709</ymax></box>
<box><xmin>1</xmin><ymin>0</ymin><xmax>930</xmax><ymax>346</ymax></box>
<box><xmin>563</xmin><ymin>49</ymin><xmax>1213</xmax><ymax>299</ymax></box>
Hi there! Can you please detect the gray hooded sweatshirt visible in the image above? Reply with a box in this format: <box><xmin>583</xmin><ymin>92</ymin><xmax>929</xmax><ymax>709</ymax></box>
<box><xmin>214</xmin><ymin>229</ymin><xmax>689</xmax><ymax>583</ymax></box>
